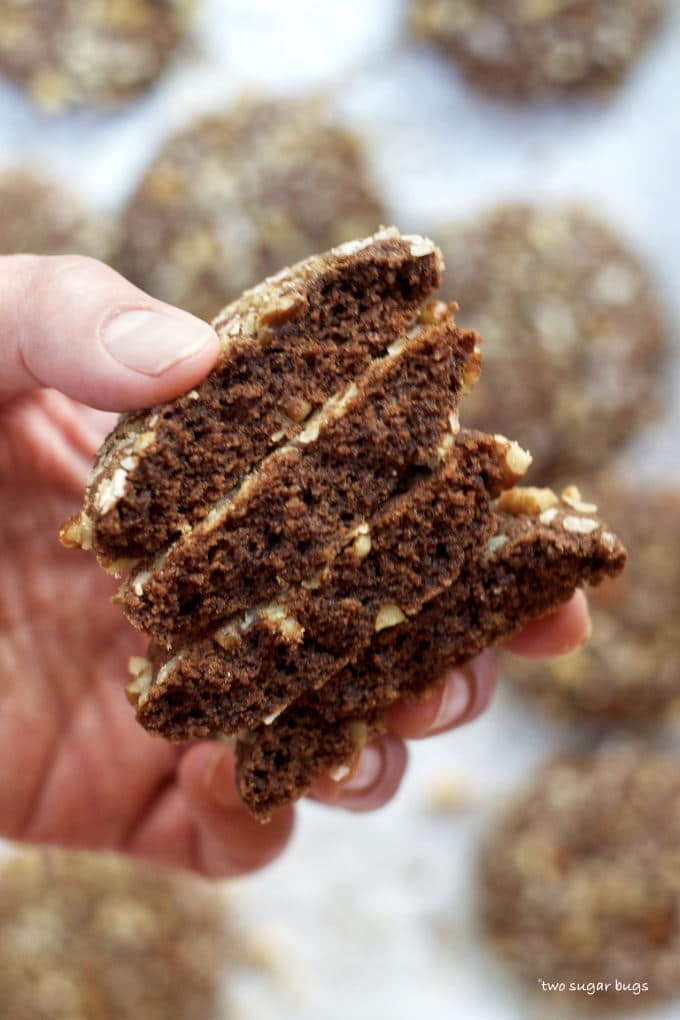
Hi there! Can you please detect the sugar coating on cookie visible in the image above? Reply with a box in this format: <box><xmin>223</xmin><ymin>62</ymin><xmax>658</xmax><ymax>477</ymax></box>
<box><xmin>0</xmin><ymin>170</ymin><xmax>117</xmax><ymax>260</ymax></box>
<box><xmin>436</xmin><ymin>204</ymin><xmax>669</xmax><ymax>477</ymax></box>
<box><xmin>410</xmin><ymin>0</ymin><xmax>664</xmax><ymax>98</ymax></box>
<box><xmin>0</xmin><ymin>847</ymin><xmax>245</xmax><ymax>1019</ymax></box>
<box><xmin>119</xmin><ymin>98</ymin><xmax>385</xmax><ymax>320</ymax></box>
<box><xmin>504</xmin><ymin>480</ymin><xmax>680</xmax><ymax>722</ymax></box>
<box><xmin>481</xmin><ymin>746</ymin><xmax>680</xmax><ymax>1004</ymax></box>
<box><xmin>0</xmin><ymin>0</ymin><xmax>192</xmax><ymax>111</ymax></box>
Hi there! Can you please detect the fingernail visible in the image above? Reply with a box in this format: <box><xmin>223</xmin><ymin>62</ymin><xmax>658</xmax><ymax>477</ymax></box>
<box><xmin>341</xmin><ymin>744</ymin><xmax>384</xmax><ymax>795</ymax></box>
<box><xmin>103</xmin><ymin>308</ymin><xmax>216</xmax><ymax>376</ymax></box>
<box><xmin>203</xmin><ymin>748</ymin><xmax>236</xmax><ymax>810</ymax></box>
<box><xmin>428</xmin><ymin>669</ymin><xmax>472</xmax><ymax>734</ymax></box>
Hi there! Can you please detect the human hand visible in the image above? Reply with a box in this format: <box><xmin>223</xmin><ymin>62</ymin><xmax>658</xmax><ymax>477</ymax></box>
<box><xmin>0</xmin><ymin>255</ymin><xmax>590</xmax><ymax>877</ymax></box>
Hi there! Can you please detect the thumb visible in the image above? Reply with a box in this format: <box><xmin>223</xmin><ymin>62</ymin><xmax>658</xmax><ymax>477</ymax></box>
<box><xmin>0</xmin><ymin>255</ymin><xmax>219</xmax><ymax>411</ymax></box>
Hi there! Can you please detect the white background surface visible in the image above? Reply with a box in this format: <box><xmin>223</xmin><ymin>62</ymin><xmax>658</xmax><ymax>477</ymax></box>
<box><xmin>1</xmin><ymin>2</ymin><xmax>679</xmax><ymax>1018</ymax></box>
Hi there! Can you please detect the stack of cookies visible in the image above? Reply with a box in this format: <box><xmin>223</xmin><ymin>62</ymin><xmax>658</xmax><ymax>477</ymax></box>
<box><xmin>62</xmin><ymin>228</ymin><xmax>626</xmax><ymax>818</ymax></box>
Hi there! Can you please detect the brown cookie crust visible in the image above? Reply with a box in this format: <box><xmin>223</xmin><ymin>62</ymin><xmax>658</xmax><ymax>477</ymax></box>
<box><xmin>119</xmin><ymin>98</ymin><xmax>385</xmax><ymax>320</ymax></box>
<box><xmin>410</xmin><ymin>0</ymin><xmax>664</xmax><ymax>98</ymax></box>
<box><xmin>480</xmin><ymin>745</ymin><xmax>680</xmax><ymax>1005</ymax></box>
<box><xmin>0</xmin><ymin>0</ymin><xmax>192</xmax><ymax>111</ymax></box>
<box><xmin>437</xmin><ymin>204</ymin><xmax>669</xmax><ymax>478</ymax></box>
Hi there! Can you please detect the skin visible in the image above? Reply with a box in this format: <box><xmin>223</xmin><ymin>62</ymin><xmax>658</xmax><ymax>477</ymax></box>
<box><xmin>0</xmin><ymin>255</ymin><xmax>591</xmax><ymax>879</ymax></box>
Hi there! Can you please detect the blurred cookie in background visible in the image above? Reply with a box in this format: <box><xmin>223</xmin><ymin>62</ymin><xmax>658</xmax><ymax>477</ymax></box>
<box><xmin>436</xmin><ymin>204</ymin><xmax>669</xmax><ymax>478</ymax></box>
<box><xmin>504</xmin><ymin>479</ymin><xmax>680</xmax><ymax>724</ymax></box>
<box><xmin>481</xmin><ymin>745</ymin><xmax>680</xmax><ymax>1006</ymax></box>
<box><xmin>409</xmin><ymin>0</ymin><xmax>665</xmax><ymax>99</ymax></box>
<box><xmin>119</xmin><ymin>97</ymin><xmax>386</xmax><ymax>321</ymax></box>
<box><xmin>0</xmin><ymin>169</ymin><xmax>118</xmax><ymax>259</ymax></box>
<box><xmin>0</xmin><ymin>0</ymin><xmax>193</xmax><ymax>112</ymax></box>
<box><xmin>0</xmin><ymin>846</ymin><xmax>245</xmax><ymax>1019</ymax></box>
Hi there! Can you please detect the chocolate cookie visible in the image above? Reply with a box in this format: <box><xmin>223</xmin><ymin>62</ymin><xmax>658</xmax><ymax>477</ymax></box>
<box><xmin>481</xmin><ymin>745</ymin><xmax>680</xmax><ymax>1004</ymax></box>
<box><xmin>437</xmin><ymin>204</ymin><xmax>669</xmax><ymax>477</ymax></box>
<box><xmin>236</xmin><ymin>487</ymin><xmax>625</xmax><ymax>818</ymax></box>
<box><xmin>118</xmin><ymin>98</ymin><xmax>385</xmax><ymax>321</ymax></box>
<box><xmin>0</xmin><ymin>0</ymin><xmax>192</xmax><ymax>111</ymax></box>
<box><xmin>504</xmin><ymin>479</ymin><xmax>680</xmax><ymax>723</ymax></box>
<box><xmin>410</xmin><ymin>0</ymin><xmax>664</xmax><ymax>98</ymax></box>
<box><xmin>0</xmin><ymin>847</ymin><xmax>240</xmax><ymax>1019</ymax></box>
<box><xmin>0</xmin><ymin>170</ymin><xmax>117</xmax><ymax>260</ymax></box>
<box><xmin>61</xmin><ymin>230</ymin><xmax>626</xmax><ymax>820</ymax></box>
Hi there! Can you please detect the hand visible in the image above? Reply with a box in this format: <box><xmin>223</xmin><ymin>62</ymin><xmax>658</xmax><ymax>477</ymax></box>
<box><xmin>0</xmin><ymin>255</ymin><xmax>591</xmax><ymax>878</ymax></box>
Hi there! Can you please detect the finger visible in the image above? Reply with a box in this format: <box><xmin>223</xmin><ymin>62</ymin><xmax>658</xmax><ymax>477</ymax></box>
<box><xmin>177</xmin><ymin>743</ymin><xmax>295</xmax><ymax>878</ymax></box>
<box><xmin>503</xmin><ymin>589</ymin><xmax>591</xmax><ymax>659</ymax></box>
<box><xmin>309</xmin><ymin>735</ymin><xmax>407</xmax><ymax>812</ymax></box>
<box><xmin>385</xmin><ymin>649</ymin><xmax>498</xmax><ymax>740</ymax></box>
<box><xmin>0</xmin><ymin>254</ymin><xmax>219</xmax><ymax>410</ymax></box>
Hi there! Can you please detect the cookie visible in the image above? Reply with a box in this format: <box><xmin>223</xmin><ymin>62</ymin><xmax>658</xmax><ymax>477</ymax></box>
<box><xmin>0</xmin><ymin>0</ymin><xmax>192</xmax><ymax>111</ymax></box>
<box><xmin>409</xmin><ymin>0</ymin><xmax>664</xmax><ymax>98</ymax></box>
<box><xmin>0</xmin><ymin>846</ymin><xmax>239</xmax><ymax>1019</ymax></box>
<box><xmin>119</xmin><ymin>98</ymin><xmax>385</xmax><ymax>320</ymax></box>
<box><xmin>61</xmin><ymin>230</ymin><xmax>626</xmax><ymax>820</ymax></box>
<box><xmin>0</xmin><ymin>170</ymin><xmax>117</xmax><ymax>260</ymax></box>
<box><xmin>437</xmin><ymin>204</ymin><xmax>668</xmax><ymax>478</ymax></box>
<box><xmin>480</xmin><ymin>745</ymin><xmax>680</xmax><ymax>1004</ymax></box>
<box><xmin>236</xmin><ymin>487</ymin><xmax>625</xmax><ymax>818</ymax></box>
<box><xmin>504</xmin><ymin>479</ymin><xmax>680</xmax><ymax>723</ymax></box>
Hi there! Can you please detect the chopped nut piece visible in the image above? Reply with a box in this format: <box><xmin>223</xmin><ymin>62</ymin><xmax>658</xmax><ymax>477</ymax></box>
<box><xmin>375</xmin><ymin>604</ymin><xmax>407</xmax><ymax>632</ymax></box>
<box><xmin>60</xmin><ymin>513</ymin><xmax>93</xmax><ymax>551</ymax></box>
<box><xmin>132</xmin><ymin>431</ymin><xmax>156</xmax><ymax>454</ymax></box>
<box><xmin>539</xmin><ymin>507</ymin><xmax>559</xmax><ymax>526</ymax></box>
<box><xmin>498</xmin><ymin>486</ymin><xmax>556</xmax><ymax>517</ymax></box>
<box><xmin>562</xmin><ymin>516</ymin><xmax>600</xmax><ymax>534</ymax></box>
<box><xmin>353</xmin><ymin>532</ymin><xmax>372</xmax><ymax>559</ymax></box>
<box><xmin>418</xmin><ymin>300</ymin><xmax>450</xmax><ymax>325</ymax></box>
<box><xmin>126</xmin><ymin>657</ymin><xmax>153</xmax><ymax>705</ymax></box>
<box><xmin>561</xmin><ymin>485</ymin><xmax>598</xmax><ymax>514</ymax></box>
<box><xmin>484</xmin><ymin>534</ymin><xmax>509</xmax><ymax>558</ymax></box>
